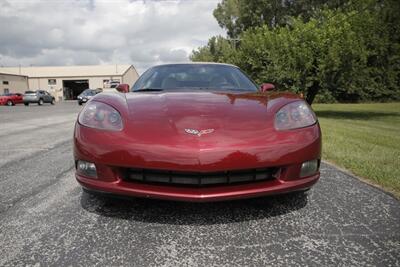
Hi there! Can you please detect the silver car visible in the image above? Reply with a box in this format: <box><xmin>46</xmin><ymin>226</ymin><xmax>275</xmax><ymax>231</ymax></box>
<box><xmin>23</xmin><ymin>90</ymin><xmax>55</xmax><ymax>106</ymax></box>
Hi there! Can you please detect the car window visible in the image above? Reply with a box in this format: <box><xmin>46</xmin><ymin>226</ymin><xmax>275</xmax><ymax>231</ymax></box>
<box><xmin>132</xmin><ymin>64</ymin><xmax>258</xmax><ymax>92</ymax></box>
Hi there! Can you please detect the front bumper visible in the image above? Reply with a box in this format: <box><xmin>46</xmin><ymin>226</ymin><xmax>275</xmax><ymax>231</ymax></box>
<box><xmin>74</xmin><ymin>123</ymin><xmax>321</xmax><ymax>202</ymax></box>
<box><xmin>76</xmin><ymin>172</ymin><xmax>319</xmax><ymax>202</ymax></box>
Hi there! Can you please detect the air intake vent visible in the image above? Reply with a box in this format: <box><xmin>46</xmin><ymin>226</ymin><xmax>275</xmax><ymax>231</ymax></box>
<box><xmin>124</xmin><ymin>167</ymin><xmax>278</xmax><ymax>187</ymax></box>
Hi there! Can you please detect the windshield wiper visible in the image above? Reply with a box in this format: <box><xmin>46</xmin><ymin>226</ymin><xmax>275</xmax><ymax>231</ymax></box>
<box><xmin>134</xmin><ymin>88</ymin><xmax>164</xmax><ymax>92</ymax></box>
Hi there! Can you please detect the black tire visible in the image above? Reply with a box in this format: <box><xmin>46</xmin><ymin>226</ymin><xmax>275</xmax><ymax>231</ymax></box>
<box><xmin>24</xmin><ymin>103</ymin><xmax>29</xmax><ymax>106</ymax></box>
<box><xmin>51</xmin><ymin>98</ymin><xmax>55</xmax><ymax>105</ymax></box>
<box><xmin>6</xmin><ymin>100</ymin><xmax>13</xmax><ymax>106</ymax></box>
<box><xmin>78</xmin><ymin>101</ymin><xmax>82</xmax><ymax>106</ymax></box>
<box><xmin>38</xmin><ymin>99</ymin><xmax>43</xmax><ymax>105</ymax></box>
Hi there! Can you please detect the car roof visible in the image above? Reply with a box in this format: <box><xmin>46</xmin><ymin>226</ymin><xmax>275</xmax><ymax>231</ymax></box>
<box><xmin>152</xmin><ymin>62</ymin><xmax>238</xmax><ymax>68</ymax></box>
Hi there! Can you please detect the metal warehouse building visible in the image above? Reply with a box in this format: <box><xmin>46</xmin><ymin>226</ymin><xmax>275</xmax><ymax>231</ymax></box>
<box><xmin>0</xmin><ymin>65</ymin><xmax>139</xmax><ymax>101</ymax></box>
<box><xmin>0</xmin><ymin>72</ymin><xmax>29</xmax><ymax>95</ymax></box>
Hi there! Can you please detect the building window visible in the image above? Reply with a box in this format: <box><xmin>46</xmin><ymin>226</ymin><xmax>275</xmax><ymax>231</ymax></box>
<box><xmin>3</xmin><ymin>88</ymin><xmax>9</xmax><ymax>94</ymax></box>
<box><xmin>2</xmin><ymin>81</ymin><xmax>9</xmax><ymax>85</ymax></box>
<box><xmin>48</xmin><ymin>79</ymin><xmax>56</xmax><ymax>85</ymax></box>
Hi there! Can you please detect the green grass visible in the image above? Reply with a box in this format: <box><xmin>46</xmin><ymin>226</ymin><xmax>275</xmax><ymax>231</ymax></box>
<box><xmin>313</xmin><ymin>103</ymin><xmax>400</xmax><ymax>198</ymax></box>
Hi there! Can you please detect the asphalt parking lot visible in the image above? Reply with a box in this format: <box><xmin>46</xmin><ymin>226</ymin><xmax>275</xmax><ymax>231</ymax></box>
<box><xmin>0</xmin><ymin>102</ymin><xmax>399</xmax><ymax>266</ymax></box>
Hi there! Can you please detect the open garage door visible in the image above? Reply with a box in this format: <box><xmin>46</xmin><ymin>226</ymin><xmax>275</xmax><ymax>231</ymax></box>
<box><xmin>63</xmin><ymin>80</ymin><xmax>89</xmax><ymax>100</ymax></box>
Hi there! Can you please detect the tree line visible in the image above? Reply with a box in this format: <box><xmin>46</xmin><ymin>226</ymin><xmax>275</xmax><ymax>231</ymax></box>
<box><xmin>190</xmin><ymin>0</ymin><xmax>400</xmax><ymax>104</ymax></box>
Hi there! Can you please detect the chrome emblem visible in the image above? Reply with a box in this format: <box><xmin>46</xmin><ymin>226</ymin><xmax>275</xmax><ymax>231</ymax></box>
<box><xmin>184</xmin><ymin>128</ymin><xmax>214</xmax><ymax>137</ymax></box>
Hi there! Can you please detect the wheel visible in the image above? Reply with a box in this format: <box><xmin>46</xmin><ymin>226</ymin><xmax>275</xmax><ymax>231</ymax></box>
<box><xmin>6</xmin><ymin>100</ymin><xmax>13</xmax><ymax>106</ymax></box>
<box><xmin>78</xmin><ymin>102</ymin><xmax>82</xmax><ymax>106</ymax></box>
<box><xmin>24</xmin><ymin>103</ymin><xmax>29</xmax><ymax>106</ymax></box>
<box><xmin>51</xmin><ymin>99</ymin><xmax>55</xmax><ymax>105</ymax></box>
<box><xmin>38</xmin><ymin>99</ymin><xmax>43</xmax><ymax>105</ymax></box>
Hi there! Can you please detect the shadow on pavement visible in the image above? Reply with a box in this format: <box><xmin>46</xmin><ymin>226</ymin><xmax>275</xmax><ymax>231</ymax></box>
<box><xmin>80</xmin><ymin>190</ymin><xmax>308</xmax><ymax>225</ymax></box>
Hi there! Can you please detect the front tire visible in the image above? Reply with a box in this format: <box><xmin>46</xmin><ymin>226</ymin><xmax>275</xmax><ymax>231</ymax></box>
<box><xmin>38</xmin><ymin>99</ymin><xmax>43</xmax><ymax>105</ymax></box>
<box><xmin>6</xmin><ymin>100</ymin><xmax>13</xmax><ymax>106</ymax></box>
<box><xmin>51</xmin><ymin>99</ymin><xmax>55</xmax><ymax>105</ymax></box>
<box><xmin>24</xmin><ymin>103</ymin><xmax>29</xmax><ymax>106</ymax></box>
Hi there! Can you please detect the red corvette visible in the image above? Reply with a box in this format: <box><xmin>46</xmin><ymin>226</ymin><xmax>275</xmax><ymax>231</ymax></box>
<box><xmin>74</xmin><ymin>63</ymin><xmax>321</xmax><ymax>202</ymax></box>
<box><xmin>0</xmin><ymin>93</ymin><xmax>23</xmax><ymax>106</ymax></box>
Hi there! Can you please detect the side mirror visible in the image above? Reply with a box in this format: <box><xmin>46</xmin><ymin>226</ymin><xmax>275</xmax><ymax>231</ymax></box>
<box><xmin>259</xmin><ymin>83</ymin><xmax>275</xmax><ymax>92</ymax></box>
<box><xmin>116</xmin><ymin>84</ymin><xmax>129</xmax><ymax>93</ymax></box>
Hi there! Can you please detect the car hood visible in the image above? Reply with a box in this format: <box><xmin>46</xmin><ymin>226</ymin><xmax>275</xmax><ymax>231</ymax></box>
<box><xmin>122</xmin><ymin>91</ymin><xmax>300</xmax><ymax>146</ymax></box>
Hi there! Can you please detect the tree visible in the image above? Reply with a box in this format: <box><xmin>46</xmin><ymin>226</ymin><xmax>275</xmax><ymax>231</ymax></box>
<box><xmin>213</xmin><ymin>0</ymin><xmax>351</xmax><ymax>38</ymax></box>
<box><xmin>190</xmin><ymin>36</ymin><xmax>237</xmax><ymax>63</ymax></box>
<box><xmin>191</xmin><ymin>0</ymin><xmax>400</xmax><ymax>104</ymax></box>
<box><xmin>236</xmin><ymin>4</ymin><xmax>400</xmax><ymax>104</ymax></box>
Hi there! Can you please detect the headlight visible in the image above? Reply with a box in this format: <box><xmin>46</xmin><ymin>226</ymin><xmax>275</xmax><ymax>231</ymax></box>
<box><xmin>275</xmin><ymin>101</ymin><xmax>316</xmax><ymax>130</ymax></box>
<box><xmin>78</xmin><ymin>101</ymin><xmax>123</xmax><ymax>131</ymax></box>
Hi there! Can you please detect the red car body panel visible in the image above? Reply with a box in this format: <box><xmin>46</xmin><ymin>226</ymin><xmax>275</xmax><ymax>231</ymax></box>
<box><xmin>0</xmin><ymin>93</ymin><xmax>23</xmax><ymax>105</ymax></box>
<box><xmin>74</xmin><ymin>90</ymin><xmax>321</xmax><ymax>202</ymax></box>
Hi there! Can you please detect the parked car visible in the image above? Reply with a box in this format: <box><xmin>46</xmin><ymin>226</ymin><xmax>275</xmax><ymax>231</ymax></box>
<box><xmin>109</xmin><ymin>81</ymin><xmax>120</xmax><ymax>88</ymax></box>
<box><xmin>77</xmin><ymin>89</ymin><xmax>101</xmax><ymax>105</ymax></box>
<box><xmin>23</xmin><ymin>90</ymin><xmax>55</xmax><ymax>106</ymax></box>
<box><xmin>74</xmin><ymin>63</ymin><xmax>321</xmax><ymax>202</ymax></box>
<box><xmin>0</xmin><ymin>93</ymin><xmax>24</xmax><ymax>106</ymax></box>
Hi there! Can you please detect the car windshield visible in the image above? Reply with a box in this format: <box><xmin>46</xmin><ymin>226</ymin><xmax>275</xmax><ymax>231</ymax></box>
<box><xmin>132</xmin><ymin>64</ymin><xmax>258</xmax><ymax>92</ymax></box>
<box><xmin>81</xmin><ymin>90</ymin><xmax>95</xmax><ymax>96</ymax></box>
<box><xmin>25</xmin><ymin>91</ymin><xmax>36</xmax><ymax>95</ymax></box>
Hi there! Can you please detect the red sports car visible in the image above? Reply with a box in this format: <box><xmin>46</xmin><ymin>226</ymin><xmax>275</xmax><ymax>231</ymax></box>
<box><xmin>0</xmin><ymin>93</ymin><xmax>24</xmax><ymax>106</ymax></box>
<box><xmin>74</xmin><ymin>63</ymin><xmax>321</xmax><ymax>202</ymax></box>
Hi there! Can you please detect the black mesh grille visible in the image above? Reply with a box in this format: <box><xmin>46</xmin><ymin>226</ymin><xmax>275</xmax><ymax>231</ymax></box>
<box><xmin>123</xmin><ymin>167</ymin><xmax>278</xmax><ymax>187</ymax></box>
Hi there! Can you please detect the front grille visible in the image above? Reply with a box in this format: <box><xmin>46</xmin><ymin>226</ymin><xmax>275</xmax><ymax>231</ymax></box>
<box><xmin>124</xmin><ymin>167</ymin><xmax>278</xmax><ymax>187</ymax></box>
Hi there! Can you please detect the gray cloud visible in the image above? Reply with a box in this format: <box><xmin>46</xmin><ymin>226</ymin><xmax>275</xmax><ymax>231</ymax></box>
<box><xmin>0</xmin><ymin>0</ymin><xmax>225</xmax><ymax>74</ymax></box>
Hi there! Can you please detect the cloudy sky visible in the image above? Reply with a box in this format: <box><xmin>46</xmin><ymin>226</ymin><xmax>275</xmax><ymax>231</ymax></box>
<box><xmin>0</xmin><ymin>0</ymin><xmax>225</xmax><ymax>73</ymax></box>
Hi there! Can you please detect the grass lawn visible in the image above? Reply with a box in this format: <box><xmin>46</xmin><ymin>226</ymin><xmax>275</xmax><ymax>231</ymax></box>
<box><xmin>312</xmin><ymin>102</ymin><xmax>400</xmax><ymax>198</ymax></box>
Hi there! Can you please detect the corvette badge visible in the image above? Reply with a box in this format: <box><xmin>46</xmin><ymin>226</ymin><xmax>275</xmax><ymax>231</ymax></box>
<box><xmin>184</xmin><ymin>128</ymin><xmax>214</xmax><ymax>137</ymax></box>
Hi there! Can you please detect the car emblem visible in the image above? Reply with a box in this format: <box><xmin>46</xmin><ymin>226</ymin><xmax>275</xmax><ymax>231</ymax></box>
<box><xmin>184</xmin><ymin>128</ymin><xmax>214</xmax><ymax>137</ymax></box>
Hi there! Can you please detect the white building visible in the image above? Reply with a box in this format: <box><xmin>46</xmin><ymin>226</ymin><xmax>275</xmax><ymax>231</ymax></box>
<box><xmin>0</xmin><ymin>72</ymin><xmax>29</xmax><ymax>95</ymax></box>
<box><xmin>0</xmin><ymin>65</ymin><xmax>139</xmax><ymax>101</ymax></box>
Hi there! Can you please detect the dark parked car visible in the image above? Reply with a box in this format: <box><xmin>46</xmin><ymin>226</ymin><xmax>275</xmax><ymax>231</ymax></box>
<box><xmin>77</xmin><ymin>89</ymin><xmax>101</xmax><ymax>105</ymax></box>
<box><xmin>23</xmin><ymin>90</ymin><xmax>55</xmax><ymax>106</ymax></box>
<box><xmin>0</xmin><ymin>93</ymin><xmax>24</xmax><ymax>106</ymax></box>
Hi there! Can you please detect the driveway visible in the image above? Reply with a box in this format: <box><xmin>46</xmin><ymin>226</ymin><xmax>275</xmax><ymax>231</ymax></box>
<box><xmin>0</xmin><ymin>102</ymin><xmax>399</xmax><ymax>266</ymax></box>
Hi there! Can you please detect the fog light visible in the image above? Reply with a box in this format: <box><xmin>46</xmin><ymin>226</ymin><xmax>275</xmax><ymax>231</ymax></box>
<box><xmin>300</xmin><ymin>159</ymin><xmax>319</xmax><ymax>178</ymax></box>
<box><xmin>77</xmin><ymin>160</ymin><xmax>97</xmax><ymax>178</ymax></box>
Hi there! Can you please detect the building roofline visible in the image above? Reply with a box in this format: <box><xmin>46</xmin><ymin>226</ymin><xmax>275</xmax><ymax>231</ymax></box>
<box><xmin>121</xmin><ymin>65</ymin><xmax>139</xmax><ymax>78</ymax></box>
<box><xmin>0</xmin><ymin>72</ymin><xmax>28</xmax><ymax>78</ymax></box>
<box><xmin>0</xmin><ymin>64</ymin><xmax>136</xmax><ymax>78</ymax></box>
<box><xmin>27</xmin><ymin>74</ymin><xmax>124</xmax><ymax>79</ymax></box>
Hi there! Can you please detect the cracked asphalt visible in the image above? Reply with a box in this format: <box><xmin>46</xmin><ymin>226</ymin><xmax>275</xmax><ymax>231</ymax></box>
<box><xmin>0</xmin><ymin>102</ymin><xmax>399</xmax><ymax>266</ymax></box>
